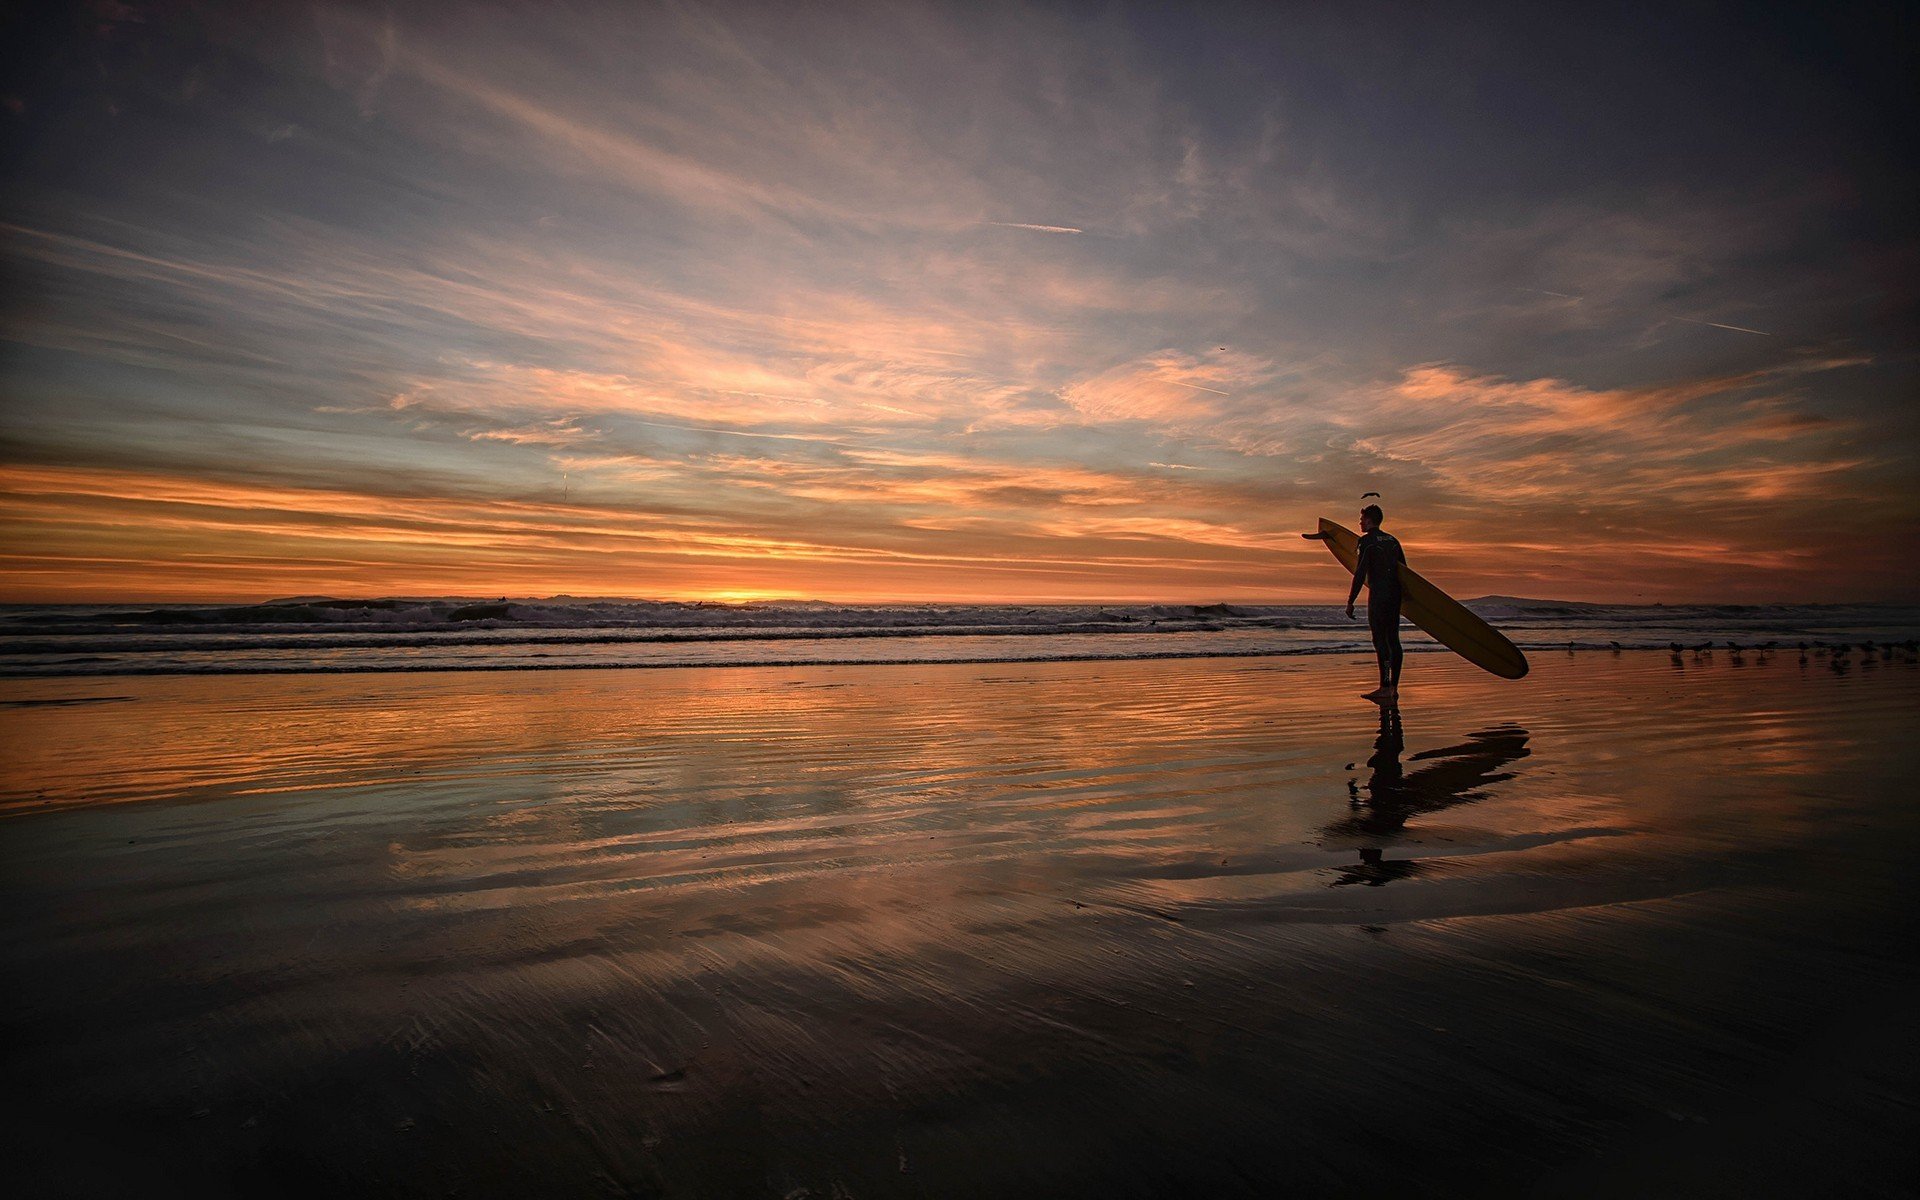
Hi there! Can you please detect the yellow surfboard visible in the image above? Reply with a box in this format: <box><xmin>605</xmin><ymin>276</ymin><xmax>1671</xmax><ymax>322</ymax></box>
<box><xmin>1305</xmin><ymin>517</ymin><xmax>1529</xmax><ymax>680</ymax></box>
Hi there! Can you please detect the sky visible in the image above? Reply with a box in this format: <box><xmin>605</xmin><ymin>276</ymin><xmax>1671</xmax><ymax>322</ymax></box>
<box><xmin>2</xmin><ymin>0</ymin><xmax>1915</xmax><ymax>604</ymax></box>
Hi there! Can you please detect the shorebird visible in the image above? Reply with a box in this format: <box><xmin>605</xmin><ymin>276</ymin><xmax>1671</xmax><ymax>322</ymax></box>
<box><xmin>1609</xmin><ymin>641</ymin><xmax>1622</xmax><ymax>654</ymax></box>
<box><xmin>1670</xmin><ymin>642</ymin><xmax>1684</xmax><ymax>654</ymax></box>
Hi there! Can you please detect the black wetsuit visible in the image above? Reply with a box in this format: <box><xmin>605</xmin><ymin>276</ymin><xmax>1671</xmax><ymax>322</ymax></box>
<box><xmin>1350</xmin><ymin>530</ymin><xmax>1407</xmax><ymax>686</ymax></box>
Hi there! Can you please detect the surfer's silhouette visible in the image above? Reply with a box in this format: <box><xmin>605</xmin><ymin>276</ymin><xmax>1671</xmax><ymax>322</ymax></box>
<box><xmin>1345</xmin><ymin>501</ymin><xmax>1406</xmax><ymax>703</ymax></box>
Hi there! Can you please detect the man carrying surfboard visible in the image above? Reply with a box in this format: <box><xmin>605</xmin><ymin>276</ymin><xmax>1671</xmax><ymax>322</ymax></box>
<box><xmin>1303</xmin><ymin>506</ymin><xmax>1527</xmax><ymax>686</ymax></box>
<box><xmin>1344</xmin><ymin>502</ymin><xmax>1406</xmax><ymax>703</ymax></box>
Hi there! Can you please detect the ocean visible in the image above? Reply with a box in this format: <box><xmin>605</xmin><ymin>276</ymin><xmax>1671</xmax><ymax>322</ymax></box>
<box><xmin>2</xmin><ymin>597</ymin><xmax>1915</xmax><ymax>677</ymax></box>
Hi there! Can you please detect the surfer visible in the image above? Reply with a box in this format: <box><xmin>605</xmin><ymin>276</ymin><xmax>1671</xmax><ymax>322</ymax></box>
<box><xmin>1344</xmin><ymin>502</ymin><xmax>1405</xmax><ymax>702</ymax></box>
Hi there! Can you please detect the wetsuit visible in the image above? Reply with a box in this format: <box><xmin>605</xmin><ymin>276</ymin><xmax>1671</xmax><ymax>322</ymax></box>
<box><xmin>1349</xmin><ymin>530</ymin><xmax>1407</xmax><ymax>687</ymax></box>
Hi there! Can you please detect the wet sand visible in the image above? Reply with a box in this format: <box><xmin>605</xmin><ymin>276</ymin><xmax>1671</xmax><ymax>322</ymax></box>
<box><xmin>2</xmin><ymin>652</ymin><xmax>1916</xmax><ymax>1197</ymax></box>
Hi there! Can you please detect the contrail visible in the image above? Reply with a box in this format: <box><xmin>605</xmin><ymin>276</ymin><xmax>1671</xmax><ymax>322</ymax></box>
<box><xmin>1672</xmin><ymin>315</ymin><xmax>1773</xmax><ymax>337</ymax></box>
<box><xmin>1157</xmin><ymin>378</ymin><xmax>1231</xmax><ymax>395</ymax></box>
<box><xmin>1520</xmin><ymin>287</ymin><xmax>1581</xmax><ymax>300</ymax></box>
<box><xmin>1150</xmin><ymin>462</ymin><xmax>1209</xmax><ymax>470</ymax></box>
<box><xmin>986</xmin><ymin>221</ymin><xmax>1085</xmax><ymax>235</ymax></box>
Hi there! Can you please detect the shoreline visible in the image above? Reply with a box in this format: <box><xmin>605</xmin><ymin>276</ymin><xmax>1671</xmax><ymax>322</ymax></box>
<box><xmin>6</xmin><ymin>640</ymin><xmax>1913</xmax><ymax>682</ymax></box>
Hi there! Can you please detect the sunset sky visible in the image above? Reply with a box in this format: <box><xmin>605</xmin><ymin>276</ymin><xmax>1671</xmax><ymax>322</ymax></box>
<box><xmin>2</xmin><ymin>1</ymin><xmax>1915</xmax><ymax>604</ymax></box>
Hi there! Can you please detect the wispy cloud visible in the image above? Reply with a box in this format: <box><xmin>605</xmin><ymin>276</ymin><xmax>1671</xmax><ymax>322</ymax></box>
<box><xmin>464</xmin><ymin>417</ymin><xmax>595</xmax><ymax>447</ymax></box>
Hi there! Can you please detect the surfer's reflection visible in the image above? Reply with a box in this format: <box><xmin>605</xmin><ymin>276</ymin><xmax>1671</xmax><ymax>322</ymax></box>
<box><xmin>1326</xmin><ymin>708</ymin><xmax>1530</xmax><ymax>887</ymax></box>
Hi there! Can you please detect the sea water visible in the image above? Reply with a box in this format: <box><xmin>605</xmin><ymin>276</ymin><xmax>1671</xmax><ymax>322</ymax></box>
<box><xmin>2</xmin><ymin>597</ymin><xmax>1915</xmax><ymax>677</ymax></box>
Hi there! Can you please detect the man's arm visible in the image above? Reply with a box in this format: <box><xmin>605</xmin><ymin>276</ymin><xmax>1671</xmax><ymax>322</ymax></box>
<box><xmin>1346</xmin><ymin>544</ymin><xmax>1369</xmax><ymax>617</ymax></box>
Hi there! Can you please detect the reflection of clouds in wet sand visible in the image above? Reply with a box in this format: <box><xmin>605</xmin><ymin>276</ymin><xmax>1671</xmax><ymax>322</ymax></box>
<box><xmin>1325</xmin><ymin>708</ymin><xmax>1531</xmax><ymax>886</ymax></box>
<box><xmin>3</xmin><ymin>655</ymin><xmax>1916</xmax><ymax>1196</ymax></box>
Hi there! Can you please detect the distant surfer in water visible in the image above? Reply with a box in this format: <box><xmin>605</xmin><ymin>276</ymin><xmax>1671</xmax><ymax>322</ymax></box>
<box><xmin>1345</xmin><ymin>501</ymin><xmax>1406</xmax><ymax>703</ymax></box>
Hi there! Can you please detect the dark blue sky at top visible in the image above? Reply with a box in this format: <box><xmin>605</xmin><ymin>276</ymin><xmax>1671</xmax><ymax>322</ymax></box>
<box><xmin>1122</xmin><ymin>0</ymin><xmax>1912</xmax><ymax>199</ymax></box>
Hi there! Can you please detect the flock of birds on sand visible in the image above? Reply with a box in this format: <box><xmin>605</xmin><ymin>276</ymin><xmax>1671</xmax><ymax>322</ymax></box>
<box><xmin>1551</xmin><ymin>638</ymin><xmax>1920</xmax><ymax>669</ymax></box>
<box><xmin>1581</xmin><ymin>638</ymin><xmax>1920</xmax><ymax>668</ymax></box>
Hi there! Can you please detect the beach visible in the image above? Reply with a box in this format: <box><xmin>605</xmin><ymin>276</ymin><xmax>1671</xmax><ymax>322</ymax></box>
<box><xmin>3</xmin><ymin>651</ymin><xmax>1916</xmax><ymax>1197</ymax></box>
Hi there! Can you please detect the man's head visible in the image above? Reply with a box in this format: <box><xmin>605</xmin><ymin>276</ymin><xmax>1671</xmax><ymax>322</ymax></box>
<box><xmin>1360</xmin><ymin>503</ymin><xmax>1383</xmax><ymax>532</ymax></box>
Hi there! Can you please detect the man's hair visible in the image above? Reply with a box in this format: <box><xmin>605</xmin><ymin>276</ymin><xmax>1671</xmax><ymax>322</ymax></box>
<box><xmin>1361</xmin><ymin>503</ymin><xmax>1383</xmax><ymax>524</ymax></box>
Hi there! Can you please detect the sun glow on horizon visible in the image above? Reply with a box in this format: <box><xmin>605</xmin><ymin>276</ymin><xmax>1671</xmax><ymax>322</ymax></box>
<box><xmin>695</xmin><ymin>589</ymin><xmax>809</xmax><ymax>605</ymax></box>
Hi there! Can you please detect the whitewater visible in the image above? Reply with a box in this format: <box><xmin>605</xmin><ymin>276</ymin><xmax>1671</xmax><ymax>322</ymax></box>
<box><xmin>2</xmin><ymin>597</ymin><xmax>1916</xmax><ymax>677</ymax></box>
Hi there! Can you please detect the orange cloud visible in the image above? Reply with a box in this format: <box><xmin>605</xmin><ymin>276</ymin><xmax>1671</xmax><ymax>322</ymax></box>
<box><xmin>0</xmin><ymin>461</ymin><xmax>1299</xmax><ymax>603</ymax></box>
<box><xmin>1058</xmin><ymin>350</ymin><xmax>1273</xmax><ymax>425</ymax></box>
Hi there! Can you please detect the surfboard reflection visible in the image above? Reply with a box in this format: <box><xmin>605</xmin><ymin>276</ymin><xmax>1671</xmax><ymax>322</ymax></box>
<box><xmin>1325</xmin><ymin>708</ymin><xmax>1530</xmax><ymax>887</ymax></box>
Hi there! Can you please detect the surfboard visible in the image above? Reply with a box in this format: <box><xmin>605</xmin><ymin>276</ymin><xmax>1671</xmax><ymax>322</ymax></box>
<box><xmin>1304</xmin><ymin>518</ymin><xmax>1529</xmax><ymax>680</ymax></box>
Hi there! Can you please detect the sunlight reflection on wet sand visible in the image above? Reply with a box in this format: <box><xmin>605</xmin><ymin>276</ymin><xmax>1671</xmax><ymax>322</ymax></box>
<box><xmin>2</xmin><ymin>653</ymin><xmax>1916</xmax><ymax>1197</ymax></box>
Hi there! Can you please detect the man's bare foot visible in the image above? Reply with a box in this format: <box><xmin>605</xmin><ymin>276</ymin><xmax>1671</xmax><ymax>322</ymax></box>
<box><xmin>1360</xmin><ymin>687</ymin><xmax>1392</xmax><ymax>702</ymax></box>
